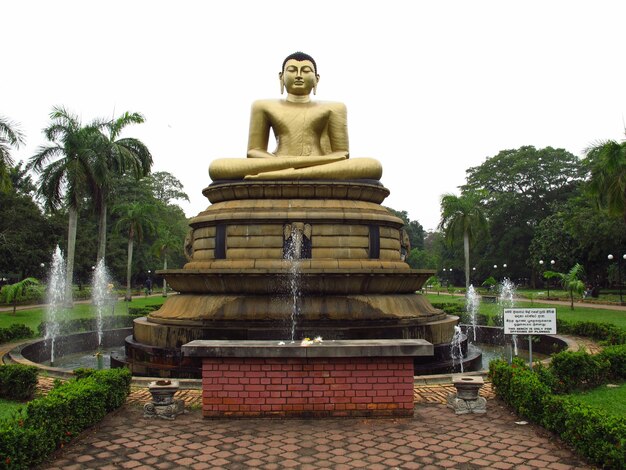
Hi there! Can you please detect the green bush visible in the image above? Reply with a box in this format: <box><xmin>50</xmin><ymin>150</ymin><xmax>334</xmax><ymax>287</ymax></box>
<box><xmin>0</xmin><ymin>368</ymin><xmax>131</xmax><ymax>469</ymax></box>
<box><xmin>557</xmin><ymin>319</ymin><xmax>626</xmax><ymax>345</ymax></box>
<box><xmin>37</xmin><ymin>315</ymin><xmax>133</xmax><ymax>337</ymax></box>
<box><xmin>549</xmin><ymin>349</ymin><xmax>610</xmax><ymax>393</ymax></box>
<box><xmin>0</xmin><ymin>324</ymin><xmax>34</xmax><ymax>344</ymax></box>
<box><xmin>542</xmin><ymin>396</ymin><xmax>626</xmax><ymax>469</ymax></box>
<box><xmin>0</xmin><ymin>365</ymin><xmax>38</xmax><ymax>401</ymax></box>
<box><xmin>490</xmin><ymin>359</ymin><xmax>626</xmax><ymax>469</ymax></box>
<box><xmin>127</xmin><ymin>304</ymin><xmax>161</xmax><ymax>317</ymax></box>
<box><xmin>598</xmin><ymin>344</ymin><xmax>626</xmax><ymax>381</ymax></box>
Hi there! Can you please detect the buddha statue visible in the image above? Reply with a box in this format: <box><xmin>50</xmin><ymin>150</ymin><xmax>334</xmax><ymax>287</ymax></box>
<box><xmin>208</xmin><ymin>52</ymin><xmax>383</xmax><ymax>181</ymax></box>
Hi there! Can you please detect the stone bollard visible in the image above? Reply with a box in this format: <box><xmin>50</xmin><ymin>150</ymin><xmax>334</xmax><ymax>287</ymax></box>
<box><xmin>446</xmin><ymin>376</ymin><xmax>487</xmax><ymax>414</ymax></box>
<box><xmin>144</xmin><ymin>380</ymin><xmax>186</xmax><ymax>420</ymax></box>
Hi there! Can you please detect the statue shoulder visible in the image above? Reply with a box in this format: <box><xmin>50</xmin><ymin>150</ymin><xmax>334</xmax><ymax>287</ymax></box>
<box><xmin>251</xmin><ymin>99</ymin><xmax>277</xmax><ymax>110</ymax></box>
<box><xmin>317</xmin><ymin>100</ymin><xmax>347</xmax><ymax>113</ymax></box>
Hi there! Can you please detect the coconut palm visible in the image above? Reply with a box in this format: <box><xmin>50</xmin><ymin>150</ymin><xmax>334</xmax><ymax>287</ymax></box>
<box><xmin>152</xmin><ymin>228</ymin><xmax>180</xmax><ymax>297</ymax></box>
<box><xmin>0</xmin><ymin>277</ymin><xmax>39</xmax><ymax>315</ymax></box>
<box><xmin>113</xmin><ymin>201</ymin><xmax>156</xmax><ymax>301</ymax></box>
<box><xmin>0</xmin><ymin>115</ymin><xmax>26</xmax><ymax>192</ymax></box>
<box><xmin>93</xmin><ymin>112</ymin><xmax>152</xmax><ymax>263</ymax></box>
<box><xmin>544</xmin><ymin>263</ymin><xmax>585</xmax><ymax>310</ymax></box>
<box><xmin>28</xmin><ymin>106</ymin><xmax>101</xmax><ymax>304</ymax></box>
<box><xmin>585</xmin><ymin>139</ymin><xmax>626</xmax><ymax>223</ymax></box>
<box><xmin>438</xmin><ymin>192</ymin><xmax>488</xmax><ymax>289</ymax></box>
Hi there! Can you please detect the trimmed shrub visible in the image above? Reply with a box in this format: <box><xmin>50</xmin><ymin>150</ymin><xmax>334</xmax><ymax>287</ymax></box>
<box><xmin>490</xmin><ymin>359</ymin><xmax>626</xmax><ymax>469</ymax></box>
<box><xmin>556</xmin><ymin>319</ymin><xmax>626</xmax><ymax>345</ymax></box>
<box><xmin>0</xmin><ymin>368</ymin><xmax>131</xmax><ymax>469</ymax></box>
<box><xmin>549</xmin><ymin>349</ymin><xmax>610</xmax><ymax>393</ymax></box>
<box><xmin>598</xmin><ymin>344</ymin><xmax>626</xmax><ymax>381</ymax></box>
<box><xmin>0</xmin><ymin>324</ymin><xmax>34</xmax><ymax>345</ymax></box>
<box><xmin>127</xmin><ymin>304</ymin><xmax>161</xmax><ymax>317</ymax></box>
<box><xmin>0</xmin><ymin>365</ymin><xmax>38</xmax><ymax>400</ymax></box>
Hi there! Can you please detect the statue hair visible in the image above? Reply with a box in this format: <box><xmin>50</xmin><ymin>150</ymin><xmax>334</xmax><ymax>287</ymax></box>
<box><xmin>282</xmin><ymin>52</ymin><xmax>317</xmax><ymax>74</ymax></box>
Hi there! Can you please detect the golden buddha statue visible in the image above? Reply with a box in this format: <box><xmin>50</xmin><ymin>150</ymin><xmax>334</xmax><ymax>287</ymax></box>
<box><xmin>208</xmin><ymin>52</ymin><xmax>382</xmax><ymax>181</ymax></box>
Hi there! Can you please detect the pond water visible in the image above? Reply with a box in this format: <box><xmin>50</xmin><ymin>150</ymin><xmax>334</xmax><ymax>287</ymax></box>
<box><xmin>42</xmin><ymin>346</ymin><xmax>126</xmax><ymax>369</ymax></box>
<box><xmin>474</xmin><ymin>343</ymin><xmax>549</xmax><ymax>369</ymax></box>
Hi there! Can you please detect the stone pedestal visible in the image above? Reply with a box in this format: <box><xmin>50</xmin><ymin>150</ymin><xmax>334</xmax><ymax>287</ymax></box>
<box><xmin>446</xmin><ymin>376</ymin><xmax>487</xmax><ymax>414</ymax></box>
<box><xmin>143</xmin><ymin>380</ymin><xmax>186</xmax><ymax>420</ymax></box>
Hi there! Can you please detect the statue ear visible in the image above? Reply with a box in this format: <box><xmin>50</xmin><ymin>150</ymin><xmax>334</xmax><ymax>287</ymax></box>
<box><xmin>279</xmin><ymin>72</ymin><xmax>284</xmax><ymax>95</ymax></box>
<box><xmin>313</xmin><ymin>74</ymin><xmax>320</xmax><ymax>95</ymax></box>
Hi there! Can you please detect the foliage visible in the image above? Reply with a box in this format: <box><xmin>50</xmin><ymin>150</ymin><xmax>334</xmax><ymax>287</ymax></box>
<box><xmin>461</xmin><ymin>146</ymin><xmax>583</xmax><ymax>283</ymax></box>
<box><xmin>0</xmin><ymin>365</ymin><xmax>38</xmax><ymax>400</ymax></box>
<box><xmin>556</xmin><ymin>319</ymin><xmax>626</xmax><ymax>345</ymax></box>
<box><xmin>598</xmin><ymin>345</ymin><xmax>626</xmax><ymax>381</ymax></box>
<box><xmin>544</xmin><ymin>263</ymin><xmax>586</xmax><ymax>310</ymax></box>
<box><xmin>481</xmin><ymin>276</ymin><xmax>496</xmax><ymax>288</ymax></box>
<box><xmin>585</xmin><ymin>138</ymin><xmax>626</xmax><ymax>224</ymax></box>
<box><xmin>438</xmin><ymin>191</ymin><xmax>488</xmax><ymax>288</ymax></box>
<box><xmin>0</xmin><ymin>115</ymin><xmax>26</xmax><ymax>192</ymax></box>
<box><xmin>0</xmin><ymin>278</ymin><xmax>39</xmax><ymax>315</ymax></box>
<box><xmin>0</xmin><ymin>324</ymin><xmax>34</xmax><ymax>344</ymax></box>
<box><xmin>127</xmin><ymin>304</ymin><xmax>161</xmax><ymax>317</ymax></box>
<box><xmin>549</xmin><ymin>350</ymin><xmax>610</xmax><ymax>393</ymax></box>
<box><xmin>489</xmin><ymin>358</ymin><xmax>626</xmax><ymax>469</ymax></box>
<box><xmin>0</xmin><ymin>368</ymin><xmax>131</xmax><ymax>469</ymax></box>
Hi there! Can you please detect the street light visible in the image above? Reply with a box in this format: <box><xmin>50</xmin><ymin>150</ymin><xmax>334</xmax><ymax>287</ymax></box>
<box><xmin>607</xmin><ymin>254</ymin><xmax>626</xmax><ymax>304</ymax></box>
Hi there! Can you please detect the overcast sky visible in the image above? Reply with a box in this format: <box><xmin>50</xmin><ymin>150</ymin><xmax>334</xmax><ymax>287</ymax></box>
<box><xmin>4</xmin><ymin>0</ymin><xmax>626</xmax><ymax>231</ymax></box>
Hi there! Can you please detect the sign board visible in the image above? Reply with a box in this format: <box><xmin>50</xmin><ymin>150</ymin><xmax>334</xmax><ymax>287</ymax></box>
<box><xmin>503</xmin><ymin>308</ymin><xmax>557</xmax><ymax>335</ymax></box>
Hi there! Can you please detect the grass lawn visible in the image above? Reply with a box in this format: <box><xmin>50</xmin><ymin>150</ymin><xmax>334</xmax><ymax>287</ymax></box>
<box><xmin>424</xmin><ymin>293</ymin><xmax>626</xmax><ymax>328</ymax></box>
<box><xmin>0</xmin><ymin>296</ymin><xmax>166</xmax><ymax>333</ymax></box>
<box><xmin>566</xmin><ymin>381</ymin><xmax>626</xmax><ymax>418</ymax></box>
<box><xmin>0</xmin><ymin>398</ymin><xmax>23</xmax><ymax>421</ymax></box>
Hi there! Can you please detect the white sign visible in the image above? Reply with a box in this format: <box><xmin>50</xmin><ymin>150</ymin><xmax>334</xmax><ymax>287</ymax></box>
<box><xmin>503</xmin><ymin>308</ymin><xmax>557</xmax><ymax>335</ymax></box>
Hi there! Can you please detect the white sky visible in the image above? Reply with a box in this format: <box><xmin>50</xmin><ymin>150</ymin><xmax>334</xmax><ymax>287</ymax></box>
<box><xmin>4</xmin><ymin>0</ymin><xmax>626</xmax><ymax>231</ymax></box>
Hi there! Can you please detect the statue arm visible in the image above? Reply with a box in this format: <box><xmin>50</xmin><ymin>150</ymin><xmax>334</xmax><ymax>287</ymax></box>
<box><xmin>247</xmin><ymin>101</ymin><xmax>273</xmax><ymax>158</ymax></box>
<box><xmin>327</xmin><ymin>102</ymin><xmax>349</xmax><ymax>158</ymax></box>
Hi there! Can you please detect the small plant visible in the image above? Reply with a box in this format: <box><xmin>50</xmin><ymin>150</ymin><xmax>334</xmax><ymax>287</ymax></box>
<box><xmin>0</xmin><ymin>278</ymin><xmax>39</xmax><ymax>315</ymax></box>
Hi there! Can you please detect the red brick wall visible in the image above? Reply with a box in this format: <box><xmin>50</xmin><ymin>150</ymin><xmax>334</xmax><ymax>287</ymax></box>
<box><xmin>201</xmin><ymin>356</ymin><xmax>415</xmax><ymax>418</ymax></box>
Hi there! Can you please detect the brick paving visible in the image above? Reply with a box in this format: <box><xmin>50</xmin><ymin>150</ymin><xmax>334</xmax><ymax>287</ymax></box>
<box><xmin>37</xmin><ymin>399</ymin><xmax>591</xmax><ymax>469</ymax></box>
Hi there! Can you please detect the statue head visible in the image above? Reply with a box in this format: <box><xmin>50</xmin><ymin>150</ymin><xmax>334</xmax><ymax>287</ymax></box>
<box><xmin>279</xmin><ymin>51</ymin><xmax>320</xmax><ymax>96</ymax></box>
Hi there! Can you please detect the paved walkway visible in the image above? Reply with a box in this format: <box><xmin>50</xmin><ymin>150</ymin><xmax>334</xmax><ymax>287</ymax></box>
<box><xmin>37</xmin><ymin>396</ymin><xmax>590</xmax><ymax>469</ymax></box>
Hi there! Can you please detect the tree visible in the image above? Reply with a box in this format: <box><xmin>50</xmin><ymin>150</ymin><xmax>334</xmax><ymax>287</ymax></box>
<box><xmin>0</xmin><ymin>115</ymin><xmax>26</xmax><ymax>192</ymax></box>
<box><xmin>544</xmin><ymin>263</ymin><xmax>586</xmax><ymax>310</ymax></box>
<box><xmin>0</xmin><ymin>277</ymin><xmax>39</xmax><ymax>315</ymax></box>
<box><xmin>147</xmin><ymin>171</ymin><xmax>189</xmax><ymax>205</ymax></box>
<box><xmin>92</xmin><ymin>112</ymin><xmax>152</xmax><ymax>263</ymax></box>
<box><xmin>462</xmin><ymin>146</ymin><xmax>583</xmax><ymax>282</ymax></box>
<box><xmin>385</xmin><ymin>208</ymin><xmax>425</xmax><ymax>250</ymax></box>
<box><xmin>438</xmin><ymin>192</ymin><xmax>488</xmax><ymax>289</ymax></box>
<box><xmin>28</xmin><ymin>106</ymin><xmax>101</xmax><ymax>303</ymax></box>
<box><xmin>113</xmin><ymin>202</ymin><xmax>156</xmax><ymax>300</ymax></box>
<box><xmin>585</xmin><ymin>139</ymin><xmax>626</xmax><ymax>224</ymax></box>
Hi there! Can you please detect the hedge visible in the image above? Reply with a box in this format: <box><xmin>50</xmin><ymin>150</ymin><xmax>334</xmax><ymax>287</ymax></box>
<box><xmin>0</xmin><ymin>325</ymin><xmax>34</xmax><ymax>345</ymax></box>
<box><xmin>490</xmin><ymin>355</ymin><xmax>626</xmax><ymax>469</ymax></box>
<box><xmin>0</xmin><ymin>368</ymin><xmax>131</xmax><ymax>470</ymax></box>
<box><xmin>0</xmin><ymin>365</ymin><xmax>38</xmax><ymax>401</ymax></box>
<box><xmin>127</xmin><ymin>303</ymin><xmax>162</xmax><ymax>317</ymax></box>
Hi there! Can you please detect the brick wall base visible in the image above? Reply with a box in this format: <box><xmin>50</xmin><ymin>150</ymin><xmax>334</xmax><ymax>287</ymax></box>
<box><xmin>201</xmin><ymin>356</ymin><xmax>415</xmax><ymax>418</ymax></box>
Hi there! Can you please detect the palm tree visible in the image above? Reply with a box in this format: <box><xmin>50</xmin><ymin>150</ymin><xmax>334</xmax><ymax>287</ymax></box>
<box><xmin>113</xmin><ymin>201</ymin><xmax>156</xmax><ymax>301</ymax></box>
<box><xmin>585</xmin><ymin>139</ymin><xmax>626</xmax><ymax>223</ymax></box>
<box><xmin>0</xmin><ymin>277</ymin><xmax>39</xmax><ymax>315</ymax></box>
<box><xmin>438</xmin><ymin>192</ymin><xmax>488</xmax><ymax>289</ymax></box>
<box><xmin>28</xmin><ymin>106</ymin><xmax>101</xmax><ymax>304</ymax></box>
<box><xmin>0</xmin><ymin>115</ymin><xmax>26</xmax><ymax>192</ymax></box>
<box><xmin>152</xmin><ymin>228</ymin><xmax>180</xmax><ymax>297</ymax></box>
<box><xmin>93</xmin><ymin>112</ymin><xmax>152</xmax><ymax>263</ymax></box>
<box><xmin>544</xmin><ymin>263</ymin><xmax>585</xmax><ymax>310</ymax></box>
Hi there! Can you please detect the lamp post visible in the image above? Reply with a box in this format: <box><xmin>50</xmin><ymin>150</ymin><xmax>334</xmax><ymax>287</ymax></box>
<box><xmin>607</xmin><ymin>254</ymin><xmax>625</xmax><ymax>304</ymax></box>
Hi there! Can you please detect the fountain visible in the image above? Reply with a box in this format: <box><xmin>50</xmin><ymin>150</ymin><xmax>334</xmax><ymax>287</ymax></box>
<box><xmin>44</xmin><ymin>246</ymin><xmax>68</xmax><ymax>365</ymax></box>
<box><xmin>465</xmin><ymin>284</ymin><xmax>480</xmax><ymax>343</ymax></box>
<box><xmin>498</xmin><ymin>278</ymin><xmax>518</xmax><ymax>357</ymax></box>
<box><xmin>91</xmin><ymin>258</ymin><xmax>112</xmax><ymax>348</ymax></box>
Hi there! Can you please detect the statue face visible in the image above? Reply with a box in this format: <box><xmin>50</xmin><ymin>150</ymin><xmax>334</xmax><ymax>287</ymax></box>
<box><xmin>280</xmin><ymin>59</ymin><xmax>319</xmax><ymax>96</ymax></box>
